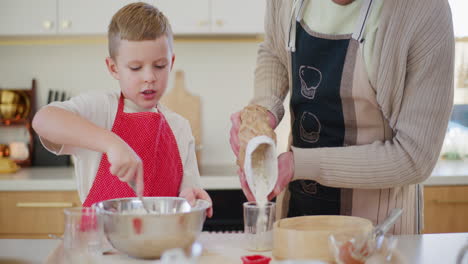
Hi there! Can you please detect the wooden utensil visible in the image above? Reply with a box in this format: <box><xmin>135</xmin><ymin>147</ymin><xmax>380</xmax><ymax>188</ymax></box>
<box><xmin>273</xmin><ymin>215</ymin><xmax>373</xmax><ymax>262</ymax></box>
<box><xmin>161</xmin><ymin>70</ymin><xmax>203</xmax><ymax>170</ymax></box>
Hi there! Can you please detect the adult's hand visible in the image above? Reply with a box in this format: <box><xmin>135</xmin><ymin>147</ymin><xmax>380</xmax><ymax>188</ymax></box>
<box><xmin>268</xmin><ymin>151</ymin><xmax>294</xmax><ymax>201</ymax></box>
<box><xmin>229</xmin><ymin>109</ymin><xmax>277</xmax><ymax>157</ymax></box>
<box><xmin>229</xmin><ymin>111</ymin><xmax>242</xmax><ymax>156</ymax></box>
<box><xmin>230</xmin><ymin>108</ymin><xmax>278</xmax><ymax>201</ymax></box>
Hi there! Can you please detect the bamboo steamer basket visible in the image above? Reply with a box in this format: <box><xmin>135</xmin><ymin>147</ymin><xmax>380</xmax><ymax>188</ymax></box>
<box><xmin>273</xmin><ymin>215</ymin><xmax>373</xmax><ymax>262</ymax></box>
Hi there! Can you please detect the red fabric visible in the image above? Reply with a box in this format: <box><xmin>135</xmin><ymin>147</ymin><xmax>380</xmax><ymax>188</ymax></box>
<box><xmin>83</xmin><ymin>94</ymin><xmax>183</xmax><ymax>207</ymax></box>
<box><xmin>241</xmin><ymin>255</ymin><xmax>271</xmax><ymax>264</ymax></box>
<box><xmin>78</xmin><ymin>207</ymin><xmax>98</xmax><ymax>232</ymax></box>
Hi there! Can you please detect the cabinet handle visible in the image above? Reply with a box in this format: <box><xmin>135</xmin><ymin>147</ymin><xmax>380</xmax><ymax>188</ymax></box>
<box><xmin>61</xmin><ymin>20</ymin><xmax>72</xmax><ymax>29</ymax></box>
<box><xmin>431</xmin><ymin>199</ymin><xmax>468</xmax><ymax>205</ymax></box>
<box><xmin>216</xmin><ymin>19</ymin><xmax>224</xmax><ymax>27</ymax></box>
<box><xmin>198</xmin><ymin>20</ymin><xmax>209</xmax><ymax>27</ymax></box>
<box><xmin>16</xmin><ymin>202</ymin><xmax>75</xmax><ymax>208</ymax></box>
<box><xmin>42</xmin><ymin>20</ymin><xmax>54</xmax><ymax>30</ymax></box>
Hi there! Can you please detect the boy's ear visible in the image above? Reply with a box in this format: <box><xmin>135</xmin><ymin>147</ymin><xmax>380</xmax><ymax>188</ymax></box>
<box><xmin>105</xmin><ymin>57</ymin><xmax>120</xmax><ymax>80</ymax></box>
<box><xmin>170</xmin><ymin>54</ymin><xmax>176</xmax><ymax>71</ymax></box>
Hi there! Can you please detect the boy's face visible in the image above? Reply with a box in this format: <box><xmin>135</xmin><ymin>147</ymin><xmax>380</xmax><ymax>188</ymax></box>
<box><xmin>106</xmin><ymin>36</ymin><xmax>175</xmax><ymax>110</ymax></box>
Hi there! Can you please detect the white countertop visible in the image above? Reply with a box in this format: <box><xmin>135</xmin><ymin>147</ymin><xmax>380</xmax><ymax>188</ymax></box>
<box><xmin>424</xmin><ymin>159</ymin><xmax>468</xmax><ymax>185</ymax></box>
<box><xmin>0</xmin><ymin>232</ymin><xmax>467</xmax><ymax>264</ymax></box>
<box><xmin>0</xmin><ymin>165</ymin><xmax>240</xmax><ymax>191</ymax></box>
<box><xmin>0</xmin><ymin>167</ymin><xmax>76</xmax><ymax>191</ymax></box>
<box><xmin>0</xmin><ymin>160</ymin><xmax>467</xmax><ymax>191</ymax></box>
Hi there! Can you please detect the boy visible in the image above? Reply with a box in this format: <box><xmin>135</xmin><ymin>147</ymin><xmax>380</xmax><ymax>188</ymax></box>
<box><xmin>33</xmin><ymin>2</ymin><xmax>212</xmax><ymax>217</ymax></box>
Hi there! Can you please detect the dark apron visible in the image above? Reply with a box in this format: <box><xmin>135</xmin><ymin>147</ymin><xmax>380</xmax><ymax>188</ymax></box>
<box><xmin>288</xmin><ymin>0</ymin><xmax>374</xmax><ymax>217</ymax></box>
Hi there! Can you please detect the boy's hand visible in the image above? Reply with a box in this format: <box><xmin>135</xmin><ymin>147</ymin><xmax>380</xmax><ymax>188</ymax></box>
<box><xmin>106</xmin><ymin>138</ymin><xmax>144</xmax><ymax>196</ymax></box>
<box><xmin>179</xmin><ymin>187</ymin><xmax>213</xmax><ymax>218</ymax></box>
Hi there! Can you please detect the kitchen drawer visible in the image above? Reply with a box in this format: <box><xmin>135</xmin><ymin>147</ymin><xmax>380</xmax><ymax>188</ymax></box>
<box><xmin>424</xmin><ymin>185</ymin><xmax>468</xmax><ymax>233</ymax></box>
<box><xmin>0</xmin><ymin>191</ymin><xmax>81</xmax><ymax>238</ymax></box>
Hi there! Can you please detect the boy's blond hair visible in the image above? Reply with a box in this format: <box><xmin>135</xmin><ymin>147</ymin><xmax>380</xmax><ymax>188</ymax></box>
<box><xmin>108</xmin><ymin>2</ymin><xmax>173</xmax><ymax>59</ymax></box>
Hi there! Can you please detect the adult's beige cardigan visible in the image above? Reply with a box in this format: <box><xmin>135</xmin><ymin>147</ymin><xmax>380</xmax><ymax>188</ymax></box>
<box><xmin>250</xmin><ymin>0</ymin><xmax>454</xmax><ymax>234</ymax></box>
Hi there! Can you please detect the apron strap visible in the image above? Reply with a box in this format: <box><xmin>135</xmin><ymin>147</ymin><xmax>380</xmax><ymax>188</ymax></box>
<box><xmin>352</xmin><ymin>0</ymin><xmax>375</xmax><ymax>42</ymax></box>
<box><xmin>288</xmin><ymin>0</ymin><xmax>308</xmax><ymax>52</ymax></box>
<box><xmin>296</xmin><ymin>0</ymin><xmax>307</xmax><ymax>22</ymax></box>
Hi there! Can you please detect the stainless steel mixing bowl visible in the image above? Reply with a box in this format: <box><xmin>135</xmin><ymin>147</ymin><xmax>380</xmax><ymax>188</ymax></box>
<box><xmin>94</xmin><ymin>197</ymin><xmax>210</xmax><ymax>259</ymax></box>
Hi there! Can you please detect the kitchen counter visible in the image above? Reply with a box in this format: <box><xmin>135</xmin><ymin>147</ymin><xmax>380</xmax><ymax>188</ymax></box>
<box><xmin>424</xmin><ymin>159</ymin><xmax>468</xmax><ymax>185</ymax></box>
<box><xmin>0</xmin><ymin>160</ymin><xmax>468</xmax><ymax>191</ymax></box>
<box><xmin>0</xmin><ymin>165</ymin><xmax>240</xmax><ymax>191</ymax></box>
<box><xmin>0</xmin><ymin>232</ymin><xmax>467</xmax><ymax>264</ymax></box>
<box><xmin>0</xmin><ymin>167</ymin><xmax>76</xmax><ymax>191</ymax></box>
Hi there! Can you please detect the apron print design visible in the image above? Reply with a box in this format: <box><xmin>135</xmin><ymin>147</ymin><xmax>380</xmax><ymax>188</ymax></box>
<box><xmin>299</xmin><ymin>111</ymin><xmax>321</xmax><ymax>143</ymax></box>
<box><xmin>287</xmin><ymin>0</ymin><xmax>378</xmax><ymax>217</ymax></box>
<box><xmin>299</xmin><ymin>65</ymin><xmax>322</xmax><ymax>99</ymax></box>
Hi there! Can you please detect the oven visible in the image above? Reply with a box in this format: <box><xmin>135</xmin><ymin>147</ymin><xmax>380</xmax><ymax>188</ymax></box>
<box><xmin>202</xmin><ymin>189</ymin><xmax>247</xmax><ymax>232</ymax></box>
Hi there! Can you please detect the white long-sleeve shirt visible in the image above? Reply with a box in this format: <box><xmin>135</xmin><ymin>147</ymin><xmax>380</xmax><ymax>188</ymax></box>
<box><xmin>40</xmin><ymin>89</ymin><xmax>201</xmax><ymax>203</ymax></box>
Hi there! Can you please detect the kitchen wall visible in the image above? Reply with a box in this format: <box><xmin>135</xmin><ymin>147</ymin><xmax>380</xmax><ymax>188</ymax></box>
<box><xmin>455</xmin><ymin>41</ymin><xmax>468</xmax><ymax>104</ymax></box>
<box><xmin>0</xmin><ymin>39</ymin><xmax>291</xmax><ymax>167</ymax></box>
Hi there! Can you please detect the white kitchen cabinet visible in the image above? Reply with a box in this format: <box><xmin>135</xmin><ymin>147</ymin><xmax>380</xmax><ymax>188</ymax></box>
<box><xmin>0</xmin><ymin>0</ymin><xmax>152</xmax><ymax>36</ymax></box>
<box><xmin>154</xmin><ymin>0</ymin><xmax>212</xmax><ymax>34</ymax></box>
<box><xmin>211</xmin><ymin>0</ymin><xmax>265</xmax><ymax>34</ymax></box>
<box><xmin>58</xmin><ymin>0</ymin><xmax>165</xmax><ymax>35</ymax></box>
<box><xmin>57</xmin><ymin>0</ymin><xmax>136</xmax><ymax>34</ymax></box>
<box><xmin>0</xmin><ymin>0</ymin><xmax>57</xmax><ymax>35</ymax></box>
<box><xmin>155</xmin><ymin>0</ymin><xmax>265</xmax><ymax>35</ymax></box>
<box><xmin>0</xmin><ymin>0</ymin><xmax>265</xmax><ymax>36</ymax></box>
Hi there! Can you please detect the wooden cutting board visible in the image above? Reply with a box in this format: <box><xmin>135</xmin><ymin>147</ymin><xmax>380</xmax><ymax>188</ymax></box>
<box><xmin>161</xmin><ymin>70</ymin><xmax>202</xmax><ymax>169</ymax></box>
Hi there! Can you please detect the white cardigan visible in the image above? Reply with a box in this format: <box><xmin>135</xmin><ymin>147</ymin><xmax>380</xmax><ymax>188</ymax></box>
<box><xmin>251</xmin><ymin>0</ymin><xmax>454</xmax><ymax>234</ymax></box>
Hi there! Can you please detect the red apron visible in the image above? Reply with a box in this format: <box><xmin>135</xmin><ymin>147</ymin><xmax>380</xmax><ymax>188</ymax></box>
<box><xmin>83</xmin><ymin>94</ymin><xmax>183</xmax><ymax>207</ymax></box>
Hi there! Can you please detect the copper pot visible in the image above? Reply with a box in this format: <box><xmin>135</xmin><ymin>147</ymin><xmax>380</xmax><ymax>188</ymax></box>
<box><xmin>0</xmin><ymin>91</ymin><xmax>30</xmax><ymax>120</ymax></box>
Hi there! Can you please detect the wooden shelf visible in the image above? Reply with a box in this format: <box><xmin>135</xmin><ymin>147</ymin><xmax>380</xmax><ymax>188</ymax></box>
<box><xmin>0</xmin><ymin>119</ymin><xmax>30</xmax><ymax>126</ymax></box>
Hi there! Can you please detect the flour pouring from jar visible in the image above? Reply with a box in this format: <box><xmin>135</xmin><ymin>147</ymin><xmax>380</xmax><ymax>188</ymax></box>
<box><xmin>243</xmin><ymin>135</ymin><xmax>278</xmax><ymax>251</ymax></box>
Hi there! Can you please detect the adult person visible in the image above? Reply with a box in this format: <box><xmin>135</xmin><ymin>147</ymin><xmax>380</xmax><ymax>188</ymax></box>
<box><xmin>230</xmin><ymin>0</ymin><xmax>454</xmax><ymax>234</ymax></box>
